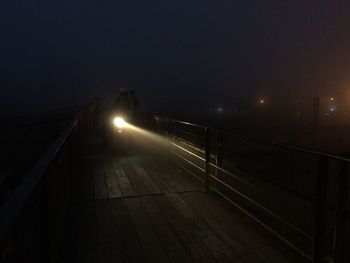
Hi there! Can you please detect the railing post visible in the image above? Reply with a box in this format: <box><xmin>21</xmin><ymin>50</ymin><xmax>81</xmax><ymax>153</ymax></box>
<box><xmin>166</xmin><ymin>118</ymin><xmax>170</xmax><ymax>141</ymax></box>
<box><xmin>333</xmin><ymin>161</ymin><xmax>349</xmax><ymax>262</ymax></box>
<box><xmin>174</xmin><ymin>121</ymin><xmax>177</xmax><ymax>141</ymax></box>
<box><xmin>313</xmin><ymin>156</ymin><xmax>329</xmax><ymax>263</ymax></box>
<box><xmin>204</xmin><ymin>128</ymin><xmax>211</xmax><ymax>192</ymax></box>
<box><xmin>166</xmin><ymin>118</ymin><xmax>171</xmax><ymax>160</ymax></box>
<box><xmin>312</xmin><ymin>97</ymin><xmax>320</xmax><ymax>146</ymax></box>
<box><xmin>216</xmin><ymin>132</ymin><xmax>223</xmax><ymax>178</ymax></box>
<box><xmin>153</xmin><ymin>116</ymin><xmax>158</xmax><ymax>132</ymax></box>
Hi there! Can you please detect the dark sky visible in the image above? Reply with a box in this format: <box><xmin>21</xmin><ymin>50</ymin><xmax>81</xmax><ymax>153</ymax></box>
<box><xmin>1</xmin><ymin>0</ymin><xmax>350</xmax><ymax>115</ymax></box>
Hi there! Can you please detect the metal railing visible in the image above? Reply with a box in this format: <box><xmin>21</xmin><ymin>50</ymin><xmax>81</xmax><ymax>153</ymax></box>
<box><xmin>153</xmin><ymin>115</ymin><xmax>350</xmax><ymax>263</ymax></box>
<box><xmin>0</xmin><ymin>116</ymin><xmax>79</xmax><ymax>263</ymax></box>
<box><xmin>0</xmin><ymin>113</ymin><xmax>76</xmax><ymax>205</ymax></box>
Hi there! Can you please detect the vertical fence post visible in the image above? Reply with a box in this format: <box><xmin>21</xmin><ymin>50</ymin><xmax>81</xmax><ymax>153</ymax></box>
<box><xmin>216</xmin><ymin>132</ymin><xmax>223</xmax><ymax>179</ymax></box>
<box><xmin>237</xmin><ymin>99</ymin><xmax>243</xmax><ymax>132</ymax></box>
<box><xmin>174</xmin><ymin>121</ymin><xmax>177</xmax><ymax>141</ymax></box>
<box><xmin>166</xmin><ymin>118</ymin><xmax>171</xmax><ymax>142</ymax></box>
<box><xmin>313</xmin><ymin>156</ymin><xmax>329</xmax><ymax>263</ymax></box>
<box><xmin>204</xmin><ymin>128</ymin><xmax>211</xmax><ymax>192</ymax></box>
<box><xmin>153</xmin><ymin>116</ymin><xmax>157</xmax><ymax>132</ymax></box>
<box><xmin>166</xmin><ymin>118</ymin><xmax>171</xmax><ymax>160</ymax></box>
<box><xmin>312</xmin><ymin>97</ymin><xmax>320</xmax><ymax>146</ymax></box>
<box><xmin>333</xmin><ymin>161</ymin><xmax>349</xmax><ymax>262</ymax></box>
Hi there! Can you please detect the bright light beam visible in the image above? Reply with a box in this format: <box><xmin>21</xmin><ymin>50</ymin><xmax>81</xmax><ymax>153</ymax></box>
<box><xmin>113</xmin><ymin>117</ymin><xmax>127</xmax><ymax>128</ymax></box>
<box><xmin>119</xmin><ymin>122</ymin><xmax>175</xmax><ymax>156</ymax></box>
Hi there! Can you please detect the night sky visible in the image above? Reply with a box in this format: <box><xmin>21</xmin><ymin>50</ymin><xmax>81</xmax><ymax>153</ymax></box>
<box><xmin>1</xmin><ymin>0</ymin><xmax>350</xmax><ymax>115</ymax></box>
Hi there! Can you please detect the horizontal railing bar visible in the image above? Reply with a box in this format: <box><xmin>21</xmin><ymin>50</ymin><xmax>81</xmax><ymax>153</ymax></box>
<box><xmin>155</xmin><ymin>115</ymin><xmax>207</xmax><ymax>129</ymax></box>
<box><xmin>157</xmin><ymin>115</ymin><xmax>350</xmax><ymax>163</ymax></box>
<box><xmin>212</xmin><ymin>128</ymin><xmax>350</xmax><ymax>162</ymax></box>
<box><xmin>208</xmin><ymin>174</ymin><xmax>312</xmax><ymax>239</ymax></box>
<box><xmin>213</xmin><ymin>187</ymin><xmax>313</xmax><ymax>261</ymax></box>
<box><xmin>174</xmin><ymin>150</ymin><xmax>312</xmax><ymax>239</ymax></box>
<box><xmin>171</xmin><ymin>127</ymin><xmax>204</xmax><ymax>139</ymax></box>
<box><xmin>172</xmin><ymin>149</ymin><xmax>312</xmax><ymax>239</ymax></box>
<box><xmin>172</xmin><ymin>120</ymin><xmax>206</xmax><ymax>129</ymax></box>
<box><xmin>173</xmin><ymin>137</ymin><xmax>204</xmax><ymax>152</ymax></box>
<box><xmin>211</xmin><ymin>163</ymin><xmax>315</xmax><ymax>204</ymax></box>
<box><xmin>173</xmin><ymin>159</ymin><xmax>204</xmax><ymax>182</ymax></box>
<box><xmin>172</xmin><ymin>151</ymin><xmax>205</xmax><ymax>172</ymax></box>
<box><xmin>171</xmin><ymin>141</ymin><xmax>205</xmax><ymax>161</ymax></box>
<box><xmin>172</xmin><ymin>141</ymin><xmax>281</xmax><ymax>199</ymax></box>
<box><xmin>172</xmin><ymin>147</ymin><xmax>313</xmax><ymax>260</ymax></box>
<box><xmin>172</xmin><ymin>138</ymin><xmax>315</xmax><ymax>204</ymax></box>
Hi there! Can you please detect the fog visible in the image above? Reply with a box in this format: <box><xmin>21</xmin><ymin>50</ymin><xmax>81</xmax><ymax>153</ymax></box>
<box><xmin>1</xmin><ymin>1</ymin><xmax>350</xmax><ymax>116</ymax></box>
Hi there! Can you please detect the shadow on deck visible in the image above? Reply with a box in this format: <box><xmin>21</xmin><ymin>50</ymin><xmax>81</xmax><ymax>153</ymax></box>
<box><xmin>63</xmin><ymin>138</ymin><xmax>303</xmax><ymax>263</ymax></box>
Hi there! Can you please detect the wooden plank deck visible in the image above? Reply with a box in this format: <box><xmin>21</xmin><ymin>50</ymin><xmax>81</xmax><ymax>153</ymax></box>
<box><xmin>65</xmin><ymin>148</ymin><xmax>305</xmax><ymax>263</ymax></box>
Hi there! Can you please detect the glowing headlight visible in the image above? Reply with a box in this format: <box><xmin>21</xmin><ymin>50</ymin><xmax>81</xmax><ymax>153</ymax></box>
<box><xmin>113</xmin><ymin>117</ymin><xmax>126</xmax><ymax>128</ymax></box>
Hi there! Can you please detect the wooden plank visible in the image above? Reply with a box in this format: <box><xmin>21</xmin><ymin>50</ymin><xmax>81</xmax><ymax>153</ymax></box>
<box><xmin>182</xmin><ymin>191</ymin><xmax>296</xmax><ymax>263</ymax></box>
<box><xmin>141</xmin><ymin>155</ymin><xmax>185</xmax><ymax>193</ymax></box>
<box><xmin>154</xmin><ymin>195</ymin><xmax>217</xmax><ymax>263</ymax></box>
<box><xmin>84</xmin><ymin>161</ymin><xmax>96</xmax><ymax>200</ymax></box>
<box><xmin>139</xmin><ymin>196</ymin><xmax>192</xmax><ymax>263</ymax></box>
<box><xmin>74</xmin><ymin>201</ymin><xmax>98</xmax><ymax>263</ymax></box>
<box><xmin>112</xmin><ymin>161</ymin><xmax>136</xmax><ymax>196</ymax></box>
<box><xmin>165</xmin><ymin>193</ymin><xmax>243</xmax><ymax>263</ymax></box>
<box><xmin>125</xmin><ymin>198</ymin><xmax>171</xmax><ymax>263</ymax></box>
<box><xmin>134</xmin><ymin>156</ymin><xmax>172</xmax><ymax>193</ymax></box>
<box><xmin>93</xmin><ymin>163</ymin><xmax>109</xmax><ymax>200</ymax></box>
<box><xmin>151</xmin><ymin>149</ymin><xmax>202</xmax><ymax>191</ymax></box>
<box><xmin>154</xmin><ymin>155</ymin><xmax>200</xmax><ymax>192</ymax></box>
<box><xmin>72</xmin><ymin>159</ymin><xmax>95</xmax><ymax>202</ymax></box>
<box><xmin>110</xmin><ymin>198</ymin><xmax>147</xmax><ymax>263</ymax></box>
<box><xmin>66</xmin><ymin>202</ymin><xmax>79</xmax><ymax>262</ymax></box>
<box><xmin>162</xmin><ymin>160</ymin><xmax>201</xmax><ymax>192</ymax></box>
<box><xmin>95</xmin><ymin>199</ymin><xmax>123</xmax><ymax>263</ymax></box>
<box><xmin>146</xmin><ymin>155</ymin><xmax>186</xmax><ymax>192</ymax></box>
<box><xmin>168</xmin><ymin>155</ymin><xmax>203</xmax><ymax>186</ymax></box>
<box><xmin>71</xmin><ymin>158</ymin><xmax>81</xmax><ymax>202</ymax></box>
<box><xmin>102</xmin><ymin>160</ymin><xmax>122</xmax><ymax>198</ymax></box>
<box><xmin>129</xmin><ymin>158</ymin><xmax>162</xmax><ymax>194</ymax></box>
<box><xmin>119</xmin><ymin>158</ymin><xmax>148</xmax><ymax>195</ymax></box>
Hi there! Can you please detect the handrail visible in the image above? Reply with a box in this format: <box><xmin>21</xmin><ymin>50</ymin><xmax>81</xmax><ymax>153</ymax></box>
<box><xmin>154</xmin><ymin>114</ymin><xmax>350</xmax><ymax>261</ymax></box>
<box><xmin>212</xmin><ymin>127</ymin><xmax>350</xmax><ymax>162</ymax></box>
<box><xmin>154</xmin><ymin>115</ymin><xmax>207</xmax><ymax>129</ymax></box>
<box><xmin>157</xmin><ymin>115</ymin><xmax>350</xmax><ymax>163</ymax></box>
<box><xmin>0</xmin><ymin>117</ymin><xmax>78</xmax><ymax>240</ymax></box>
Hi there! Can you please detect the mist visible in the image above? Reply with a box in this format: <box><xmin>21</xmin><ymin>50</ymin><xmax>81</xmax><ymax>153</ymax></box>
<box><xmin>1</xmin><ymin>0</ymin><xmax>350</xmax><ymax>118</ymax></box>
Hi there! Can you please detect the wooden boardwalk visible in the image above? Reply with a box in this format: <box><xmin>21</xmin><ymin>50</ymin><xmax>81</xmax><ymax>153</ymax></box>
<box><xmin>63</xmin><ymin>146</ymin><xmax>303</xmax><ymax>263</ymax></box>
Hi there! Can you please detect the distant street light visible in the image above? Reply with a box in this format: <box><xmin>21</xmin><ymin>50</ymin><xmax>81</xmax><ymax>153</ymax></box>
<box><xmin>329</xmin><ymin>97</ymin><xmax>336</xmax><ymax>113</ymax></box>
<box><xmin>259</xmin><ymin>98</ymin><xmax>265</xmax><ymax>104</ymax></box>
